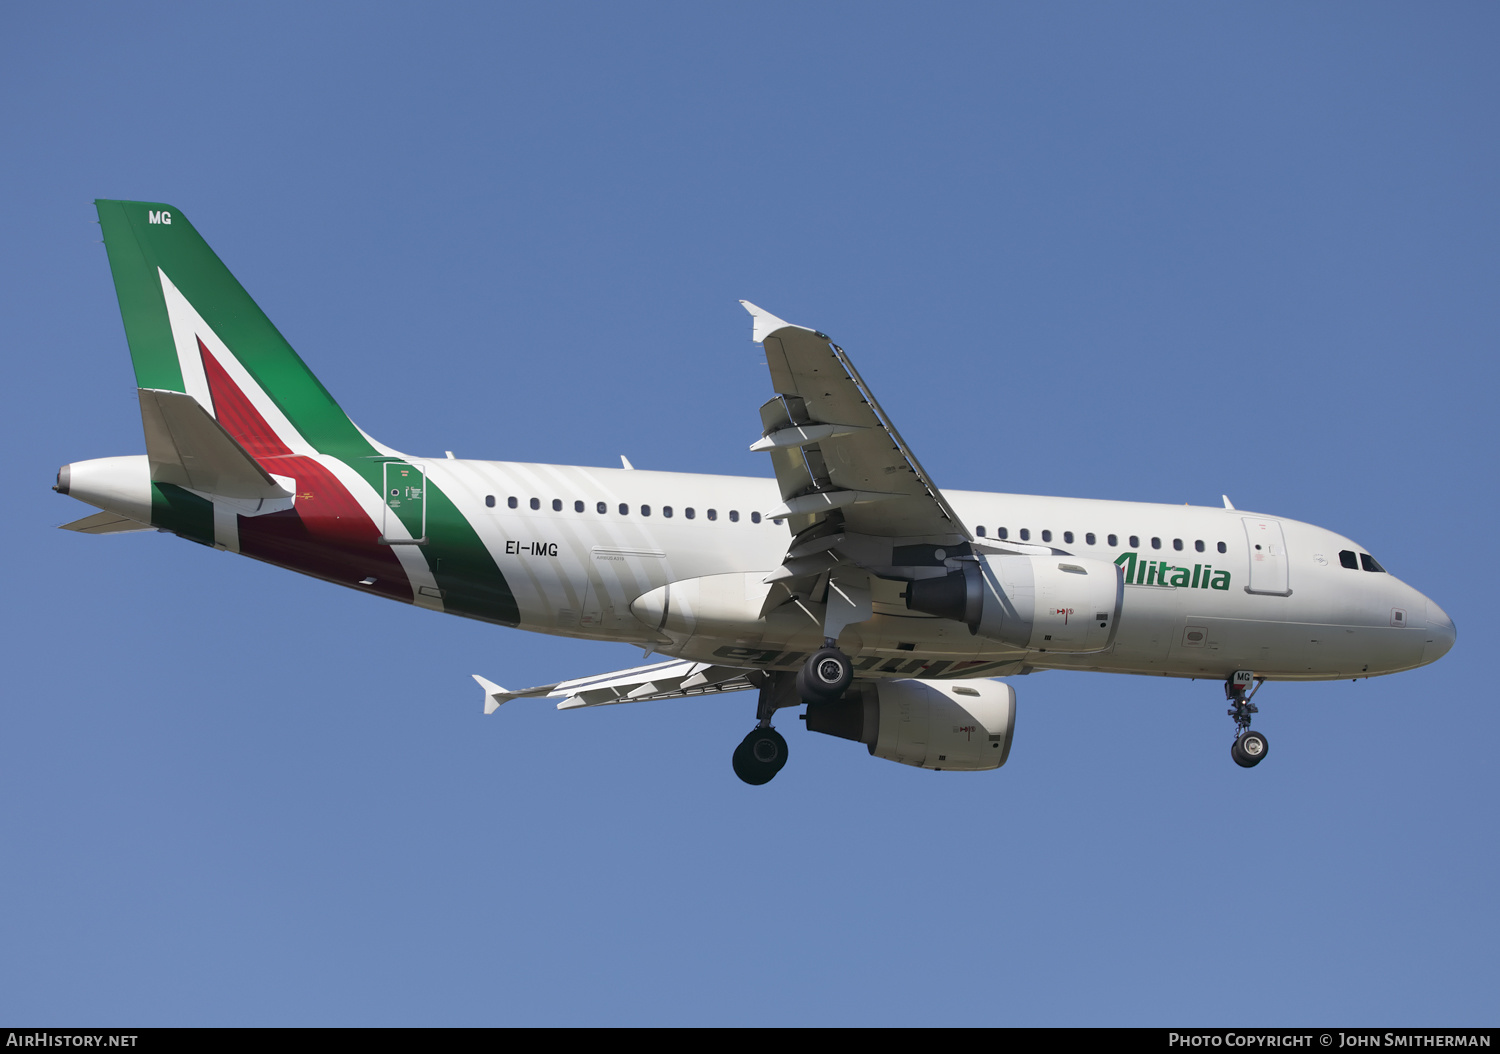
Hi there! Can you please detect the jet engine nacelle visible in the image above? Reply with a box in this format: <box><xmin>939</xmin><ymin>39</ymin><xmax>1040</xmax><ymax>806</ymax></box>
<box><xmin>804</xmin><ymin>677</ymin><xmax>1016</xmax><ymax>771</ymax></box>
<box><xmin>905</xmin><ymin>554</ymin><xmax>1123</xmax><ymax>653</ymax></box>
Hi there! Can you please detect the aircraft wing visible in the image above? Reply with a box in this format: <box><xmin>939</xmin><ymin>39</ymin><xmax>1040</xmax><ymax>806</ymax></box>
<box><xmin>473</xmin><ymin>659</ymin><xmax>756</xmax><ymax>714</ymax></box>
<box><xmin>742</xmin><ymin>302</ymin><xmax>996</xmax><ymax>620</ymax></box>
<box><xmin>743</xmin><ymin>301</ymin><xmax>970</xmax><ymax>543</ymax></box>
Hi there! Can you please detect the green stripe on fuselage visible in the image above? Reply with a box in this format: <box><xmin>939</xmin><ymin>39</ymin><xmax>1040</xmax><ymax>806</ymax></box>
<box><xmin>151</xmin><ymin>483</ymin><xmax>214</xmax><ymax>545</ymax></box>
<box><xmin>345</xmin><ymin>458</ymin><xmax>519</xmax><ymax>626</ymax></box>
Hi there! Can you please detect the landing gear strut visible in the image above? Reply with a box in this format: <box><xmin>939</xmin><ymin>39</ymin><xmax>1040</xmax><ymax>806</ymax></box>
<box><xmin>1225</xmin><ymin>670</ymin><xmax>1269</xmax><ymax>768</ymax></box>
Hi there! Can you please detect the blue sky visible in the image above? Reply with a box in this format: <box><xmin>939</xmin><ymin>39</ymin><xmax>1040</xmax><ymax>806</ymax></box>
<box><xmin>3</xmin><ymin>2</ymin><xmax>1496</xmax><ymax>1025</ymax></box>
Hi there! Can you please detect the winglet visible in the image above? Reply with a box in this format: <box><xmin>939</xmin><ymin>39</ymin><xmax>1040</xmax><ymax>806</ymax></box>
<box><xmin>1222</xmin><ymin>495</ymin><xmax>1236</xmax><ymax>510</ymax></box>
<box><xmin>739</xmin><ymin>300</ymin><xmax>797</xmax><ymax>344</ymax></box>
<box><xmin>473</xmin><ymin>674</ymin><xmax>509</xmax><ymax>715</ymax></box>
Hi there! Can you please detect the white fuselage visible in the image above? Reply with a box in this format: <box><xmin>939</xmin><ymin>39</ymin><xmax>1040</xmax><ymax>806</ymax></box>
<box><xmin>418</xmin><ymin>459</ymin><xmax>1455</xmax><ymax>683</ymax></box>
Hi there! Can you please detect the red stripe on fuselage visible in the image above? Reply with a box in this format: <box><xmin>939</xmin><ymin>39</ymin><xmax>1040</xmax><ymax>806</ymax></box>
<box><xmin>199</xmin><ymin>340</ymin><xmax>413</xmax><ymax>602</ymax></box>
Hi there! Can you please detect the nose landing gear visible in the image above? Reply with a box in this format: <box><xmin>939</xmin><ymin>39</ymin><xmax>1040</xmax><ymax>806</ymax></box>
<box><xmin>1226</xmin><ymin>670</ymin><xmax>1269</xmax><ymax>768</ymax></box>
<box><xmin>1231</xmin><ymin>729</ymin><xmax>1269</xmax><ymax>767</ymax></box>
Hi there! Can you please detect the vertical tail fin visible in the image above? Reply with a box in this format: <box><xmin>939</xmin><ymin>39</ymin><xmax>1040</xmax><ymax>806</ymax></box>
<box><xmin>95</xmin><ymin>199</ymin><xmax>378</xmax><ymax>459</ymax></box>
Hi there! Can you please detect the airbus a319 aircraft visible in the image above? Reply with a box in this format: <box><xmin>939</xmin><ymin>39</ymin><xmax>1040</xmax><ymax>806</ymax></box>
<box><xmin>56</xmin><ymin>200</ymin><xmax>1456</xmax><ymax>784</ymax></box>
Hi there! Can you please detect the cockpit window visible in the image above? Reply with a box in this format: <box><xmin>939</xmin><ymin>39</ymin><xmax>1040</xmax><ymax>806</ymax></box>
<box><xmin>1360</xmin><ymin>553</ymin><xmax>1386</xmax><ymax>573</ymax></box>
<box><xmin>1339</xmin><ymin>550</ymin><xmax>1359</xmax><ymax>570</ymax></box>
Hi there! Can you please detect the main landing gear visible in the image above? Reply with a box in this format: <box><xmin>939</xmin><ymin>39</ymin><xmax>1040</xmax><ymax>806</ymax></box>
<box><xmin>796</xmin><ymin>642</ymin><xmax>853</xmax><ymax>704</ymax></box>
<box><xmin>732</xmin><ymin>727</ymin><xmax>788</xmax><ymax>786</ymax></box>
<box><xmin>732</xmin><ymin>643</ymin><xmax>855</xmax><ymax>786</ymax></box>
<box><xmin>1225</xmin><ymin>670</ymin><xmax>1269</xmax><ymax>768</ymax></box>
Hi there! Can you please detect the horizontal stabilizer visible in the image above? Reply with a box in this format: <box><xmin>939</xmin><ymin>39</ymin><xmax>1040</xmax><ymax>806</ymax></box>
<box><xmin>139</xmin><ymin>388</ymin><xmax>292</xmax><ymax>501</ymax></box>
<box><xmin>59</xmin><ymin>510</ymin><xmax>153</xmax><ymax>535</ymax></box>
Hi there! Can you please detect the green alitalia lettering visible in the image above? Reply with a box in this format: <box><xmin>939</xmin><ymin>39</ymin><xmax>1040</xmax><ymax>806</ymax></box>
<box><xmin>1115</xmin><ymin>552</ymin><xmax>1230</xmax><ymax>590</ymax></box>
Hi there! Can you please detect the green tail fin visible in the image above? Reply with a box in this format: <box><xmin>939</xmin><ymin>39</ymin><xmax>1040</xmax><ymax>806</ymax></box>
<box><xmin>95</xmin><ymin>199</ymin><xmax>377</xmax><ymax>458</ymax></box>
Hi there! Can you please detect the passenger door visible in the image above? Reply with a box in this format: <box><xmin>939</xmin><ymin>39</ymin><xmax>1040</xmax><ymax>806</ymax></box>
<box><xmin>1241</xmin><ymin>517</ymin><xmax>1291</xmax><ymax>596</ymax></box>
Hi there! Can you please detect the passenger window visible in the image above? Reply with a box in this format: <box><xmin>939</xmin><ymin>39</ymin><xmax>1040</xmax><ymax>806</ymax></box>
<box><xmin>707</xmin><ymin>509</ymin><xmax>717</xmax><ymax>521</ymax></box>
<box><xmin>552</xmin><ymin>499</ymin><xmax>563</xmax><ymax>512</ymax></box>
<box><xmin>485</xmin><ymin>495</ymin><xmax>495</xmax><ymax>508</ymax></box>
<box><xmin>508</xmin><ymin>497</ymin><xmax>518</xmax><ymax>509</ymax></box>
<box><xmin>1195</xmin><ymin>540</ymin><xmax>1205</xmax><ymax>553</ymax></box>
<box><xmin>1217</xmin><ymin>541</ymin><xmax>1227</xmax><ymax>554</ymax></box>
<box><xmin>1151</xmin><ymin>537</ymin><xmax>1161</xmax><ymax>550</ymax></box>
<box><xmin>1360</xmin><ymin>553</ymin><xmax>1386</xmax><ymax>573</ymax></box>
<box><xmin>1108</xmin><ymin>534</ymin><xmax>1117</xmax><ymax>547</ymax></box>
<box><xmin>976</xmin><ymin>526</ymin><xmax>986</xmax><ymax>537</ymax></box>
<box><xmin>998</xmin><ymin>527</ymin><xmax>1008</xmax><ymax>540</ymax></box>
<box><xmin>1339</xmin><ymin>550</ymin><xmax>1358</xmax><ymax>570</ymax></box>
<box><xmin>729</xmin><ymin>510</ymin><xmax>740</xmax><ymax>522</ymax></box>
<box><xmin>619</xmin><ymin>503</ymin><xmax>629</xmax><ymax>516</ymax></box>
<box><xmin>1064</xmin><ymin>531</ymin><xmax>1074</xmax><ymax>544</ymax></box>
<box><xmin>1020</xmin><ymin>528</ymin><xmax>1030</xmax><ymax>541</ymax></box>
<box><xmin>1173</xmin><ymin>538</ymin><xmax>1183</xmax><ymax>551</ymax></box>
<box><xmin>1086</xmin><ymin>533</ymin><xmax>1096</xmax><ymax>545</ymax></box>
<box><xmin>751</xmin><ymin>512</ymin><xmax>762</xmax><ymax>524</ymax></box>
<box><xmin>1130</xmin><ymin>535</ymin><xmax>1139</xmax><ymax>548</ymax></box>
<box><xmin>663</xmin><ymin>506</ymin><xmax>673</xmax><ymax>518</ymax></box>
<box><xmin>529</xmin><ymin>498</ymin><xmax>540</xmax><ymax>511</ymax></box>
<box><xmin>641</xmin><ymin>505</ymin><xmax>651</xmax><ymax>516</ymax></box>
<box><xmin>1041</xmin><ymin>530</ymin><xmax>1052</xmax><ymax>542</ymax></box>
<box><xmin>597</xmin><ymin>502</ymin><xmax>607</xmax><ymax>514</ymax></box>
<box><xmin>685</xmin><ymin>507</ymin><xmax>695</xmax><ymax>519</ymax></box>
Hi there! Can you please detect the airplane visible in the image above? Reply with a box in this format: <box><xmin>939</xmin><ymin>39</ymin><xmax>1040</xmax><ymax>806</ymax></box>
<box><xmin>55</xmin><ymin>199</ymin><xmax>1457</xmax><ymax>784</ymax></box>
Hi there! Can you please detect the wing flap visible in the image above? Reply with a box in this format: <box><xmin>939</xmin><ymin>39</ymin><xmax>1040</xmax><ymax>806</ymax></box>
<box><xmin>474</xmin><ymin>660</ymin><xmax>757</xmax><ymax>713</ymax></box>
<box><xmin>740</xmin><ymin>301</ymin><xmax>969</xmax><ymax>542</ymax></box>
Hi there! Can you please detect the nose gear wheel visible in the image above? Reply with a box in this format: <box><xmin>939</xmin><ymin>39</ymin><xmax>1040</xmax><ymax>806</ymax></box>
<box><xmin>1224</xmin><ymin>672</ymin><xmax>1269</xmax><ymax>768</ymax></box>
<box><xmin>1231</xmin><ymin>730</ymin><xmax>1269</xmax><ymax>768</ymax></box>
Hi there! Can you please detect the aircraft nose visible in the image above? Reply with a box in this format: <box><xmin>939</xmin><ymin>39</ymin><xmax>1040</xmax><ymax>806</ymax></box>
<box><xmin>1422</xmin><ymin>600</ymin><xmax>1456</xmax><ymax>665</ymax></box>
